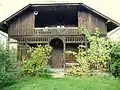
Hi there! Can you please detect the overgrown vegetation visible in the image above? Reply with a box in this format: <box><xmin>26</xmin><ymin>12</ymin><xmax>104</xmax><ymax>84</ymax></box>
<box><xmin>110</xmin><ymin>42</ymin><xmax>120</xmax><ymax>77</ymax></box>
<box><xmin>67</xmin><ymin>28</ymin><xmax>112</xmax><ymax>77</ymax></box>
<box><xmin>1</xmin><ymin>27</ymin><xmax>120</xmax><ymax>89</ymax></box>
<box><xmin>0</xmin><ymin>44</ymin><xmax>17</xmax><ymax>88</ymax></box>
<box><xmin>21</xmin><ymin>45</ymin><xmax>52</xmax><ymax>77</ymax></box>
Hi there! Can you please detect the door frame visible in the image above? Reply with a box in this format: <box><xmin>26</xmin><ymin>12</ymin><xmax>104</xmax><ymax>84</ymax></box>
<box><xmin>49</xmin><ymin>37</ymin><xmax>66</xmax><ymax>69</ymax></box>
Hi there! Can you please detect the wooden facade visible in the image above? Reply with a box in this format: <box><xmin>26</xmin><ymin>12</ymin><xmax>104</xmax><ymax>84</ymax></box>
<box><xmin>1</xmin><ymin>3</ymin><xmax>120</xmax><ymax>69</ymax></box>
<box><xmin>9</xmin><ymin>12</ymin><xmax>35</xmax><ymax>36</ymax></box>
<box><xmin>78</xmin><ymin>11</ymin><xmax>107</xmax><ymax>34</ymax></box>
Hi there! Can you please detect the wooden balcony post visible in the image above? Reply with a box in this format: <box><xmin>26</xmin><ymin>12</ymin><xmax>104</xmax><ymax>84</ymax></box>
<box><xmin>63</xmin><ymin>42</ymin><xmax>66</xmax><ymax>71</ymax></box>
<box><xmin>85</xmin><ymin>36</ymin><xmax>88</xmax><ymax>51</ymax></box>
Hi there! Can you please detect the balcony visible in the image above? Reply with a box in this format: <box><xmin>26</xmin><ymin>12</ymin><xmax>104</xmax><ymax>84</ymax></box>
<box><xmin>34</xmin><ymin>27</ymin><xmax>80</xmax><ymax>36</ymax></box>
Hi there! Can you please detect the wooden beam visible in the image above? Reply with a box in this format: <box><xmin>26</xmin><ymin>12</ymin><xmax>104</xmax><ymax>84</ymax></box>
<box><xmin>85</xmin><ymin>37</ymin><xmax>87</xmax><ymax>51</ymax></box>
<box><xmin>63</xmin><ymin>42</ymin><xmax>66</xmax><ymax>71</ymax></box>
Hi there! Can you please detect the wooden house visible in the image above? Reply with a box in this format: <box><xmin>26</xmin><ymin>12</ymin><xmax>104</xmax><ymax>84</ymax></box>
<box><xmin>0</xmin><ymin>3</ymin><xmax>120</xmax><ymax>69</ymax></box>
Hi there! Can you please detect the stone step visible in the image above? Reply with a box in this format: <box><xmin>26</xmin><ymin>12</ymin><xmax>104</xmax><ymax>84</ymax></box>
<box><xmin>51</xmin><ymin>72</ymin><xmax>65</xmax><ymax>78</ymax></box>
<box><xmin>50</xmin><ymin>68</ymin><xmax>65</xmax><ymax>78</ymax></box>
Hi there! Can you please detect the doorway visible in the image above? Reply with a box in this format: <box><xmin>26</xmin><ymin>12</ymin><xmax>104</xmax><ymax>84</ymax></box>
<box><xmin>49</xmin><ymin>38</ymin><xmax>64</xmax><ymax>68</ymax></box>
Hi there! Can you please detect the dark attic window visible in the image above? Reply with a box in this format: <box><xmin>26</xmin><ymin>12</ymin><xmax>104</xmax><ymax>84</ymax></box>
<box><xmin>0</xmin><ymin>24</ymin><xmax>8</xmax><ymax>33</ymax></box>
<box><xmin>35</xmin><ymin>6</ymin><xmax>78</xmax><ymax>28</ymax></box>
<box><xmin>106</xmin><ymin>22</ymin><xmax>118</xmax><ymax>32</ymax></box>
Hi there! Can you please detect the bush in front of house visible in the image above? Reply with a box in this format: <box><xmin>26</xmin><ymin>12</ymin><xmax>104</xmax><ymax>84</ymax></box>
<box><xmin>21</xmin><ymin>45</ymin><xmax>52</xmax><ymax>77</ymax></box>
<box><xmin>0</xmin><ymin>44</ymin><xmax>17</xmax><ymax>88</ymax></box>
<box><xmin>110</xmin><ymin>43</ymin><xmax>120</xmax><ymax>77</ymax></box>
<box><xmin>66</xmin><ymin>28</ymin><xmax>111</xmax><ymax>77</ymax></box>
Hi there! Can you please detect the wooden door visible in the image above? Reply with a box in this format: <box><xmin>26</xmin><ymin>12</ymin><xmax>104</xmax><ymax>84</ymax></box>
<box><xmin>49</xmin><ymin>38</ymin><xmax>63</xmax><ymax>68</ymax></box>
<box><xmin>50</xmin><ymin>49</ymin><xmax>63</xmax><ymax>68</ymax></box>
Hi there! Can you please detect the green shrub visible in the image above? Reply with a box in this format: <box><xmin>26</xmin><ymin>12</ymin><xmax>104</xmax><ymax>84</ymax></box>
<box><xmin>80</xmin><ymin>28</ymin><xmax>111</xmax><ymax>71</ymax></box>
<box><xmin>21</xmin><ymin>45</ymin><xmax>52</xmax><ymax>77</ymax></box>
<box><xmin>110</xmin><ymin>43</ymin><xmax>120</xmax><ymax>77</ymax></box>
<box><xmin>0</xmin><ymin>44</ymin><xmax>17</xmax><ymax>88</ymax></box>
<box><xmin>66</xmin><ymin>28</ymin><xmax>111</xmax><ymax>77</ymax></box>
<box><xmin>66</xmin><ymin>66</ymin><xmax>89</xmax><ymax>77</ymax></box>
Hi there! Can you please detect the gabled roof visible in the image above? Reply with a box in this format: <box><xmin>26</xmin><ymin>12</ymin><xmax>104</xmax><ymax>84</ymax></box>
<box><xmin>1</xmin><ymin>3</ymin><xmax>120</xmax><ymax>27</ymax></box>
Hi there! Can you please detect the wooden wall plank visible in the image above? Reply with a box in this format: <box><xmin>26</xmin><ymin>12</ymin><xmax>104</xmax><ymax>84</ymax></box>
<box><xmin>78</xmin><ymin>11</ymin><xmax>107</xmax><ymax>34</ymax></box>
<box><xmin>9</xmin><ymin>12</ymin><xmax>34</xmax><ymax>36</ymax></box>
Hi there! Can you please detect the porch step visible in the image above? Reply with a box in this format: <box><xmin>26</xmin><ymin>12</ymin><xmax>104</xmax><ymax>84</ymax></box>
<box><xmin>50</xmin><ymin>68</ymin><xmax>65</xmax><ymax>78</ymax></box>
<box><xmin>51</xmin><ymin>72</ymin><xmax>65</xmax><ymax>78</ymax></box>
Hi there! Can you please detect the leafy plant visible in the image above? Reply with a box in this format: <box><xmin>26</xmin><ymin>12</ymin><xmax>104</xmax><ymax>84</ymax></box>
<box><xmin>65</xmin><ymin>51</ymin><xmax>77</xmax><ymax>63</ymax></box>
<box><xmin>110</xmin><ymin>42</ymin><xmax>120</xmax><ymax>77</ymax></box>
<box><xmin>67</xmin><ymin>27</ymin><xmax>112</xmax><ymax>77</ymax></box>
<box><xmin>21</xmin><ymin>44</ymin><xmax>52</xmax><ymax>77</ymax></box>
<box><xmin>0</xmin><ymin>44</ymin><xmax>17</xmax><ymax>88</ymax></box>
<box><xmin>80</xmin><ymin>27</ymin><xmax>111</xmax><ymax>71</ymax></box>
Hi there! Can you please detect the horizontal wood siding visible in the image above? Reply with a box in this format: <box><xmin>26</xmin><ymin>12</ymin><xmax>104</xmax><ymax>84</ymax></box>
<box><xmin>9</xmin><ymin>12</ymin><xmax>34</xmax><ymax>36</ymax></box>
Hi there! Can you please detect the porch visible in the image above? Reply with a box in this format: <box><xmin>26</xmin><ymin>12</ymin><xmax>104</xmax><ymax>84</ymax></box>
<box><xmin>15</xmin><ymin>36</ymin><xmax>87</xmax><ymax>70</ymax></box>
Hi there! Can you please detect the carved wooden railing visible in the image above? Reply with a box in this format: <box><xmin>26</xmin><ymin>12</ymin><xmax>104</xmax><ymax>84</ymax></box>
<box><xmin>9</xmin><ymin>35</ymin><xmax>85</xmax><ymax>43</ymax></box>
<box><xmin>66</xmin><ymin>36</ymin><xmax>85</xmax><ymax>43</ymax></box>
<box><xmin>9</xmin><ymin>27</ymin><xmax>85</xmax><ymax>43</ymax></box>
<box><xmin>34</xmin><ymin>27</ymin><xmax>80</xmax><ymax>35</ymax></box>
<box><xmin>9</xmin><ymin>36</ymin><xmax>49</xmax><ymax>43</ymax></box>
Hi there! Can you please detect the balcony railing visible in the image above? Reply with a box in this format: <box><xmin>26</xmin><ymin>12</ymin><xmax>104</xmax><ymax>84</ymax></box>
<box><xmin>34</xmin><ymin>27</ymin><xmax>80</xmax><ymax>35</ymax></box>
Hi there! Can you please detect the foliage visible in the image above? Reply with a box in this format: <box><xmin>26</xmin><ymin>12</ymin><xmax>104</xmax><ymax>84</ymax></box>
<box><xmin>80</xmin><ymin>28</ymin><xmax>111</xmax><ymax>70</ymax></box>
<box><xmin>67</xmin><ymin>27</ymin><xmax>112</xmax><ymax>76</ymax></box>
<box><xmin>65</xmin><ymin>51</ymin><xmax>77</xmax><ymax>62</ymax></box>
<box><xmin>66</xmin><ymin>66</ymin><xmax>89</xmax><ymax>76</ymax></box>
<box><xmin>0</xmin><ymin>44</ymin><xmax>17</xmax><ymax>88</ymax></box>
<box><xmin>21</xmin><ymin>44</ymin><xmax>52</xmax><ymax>77</ymax></box>
<box><xmin>110</xmin><ymin>42</ymin><xmax>120</xmax><ymax>77</ymax></box>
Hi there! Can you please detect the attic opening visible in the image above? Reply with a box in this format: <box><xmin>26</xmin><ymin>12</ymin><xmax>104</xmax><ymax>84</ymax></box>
<box><xmin>106</xmin><ymin>22</ymin><xmax>118</xmax><ymax>32</ymax></box>
<box><xmin>34</xmin><ymin>5</ymin><xmax>78</xmax><ymax>28</ymax></box>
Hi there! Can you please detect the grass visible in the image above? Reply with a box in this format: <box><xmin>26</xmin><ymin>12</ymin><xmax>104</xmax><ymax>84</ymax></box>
<box><xmin>3</xmin><ymin>76</ymin><xmax>120</xmax><ymax>90</ymax></box>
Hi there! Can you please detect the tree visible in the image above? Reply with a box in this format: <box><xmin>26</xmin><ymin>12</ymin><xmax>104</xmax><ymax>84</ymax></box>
<box><xmin>0</xmin><ymin>44</ymin><xmax>17</xmax><ymax>88</ymax></box>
